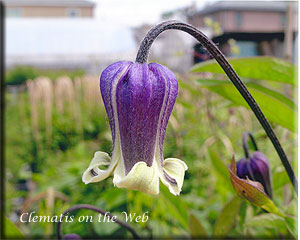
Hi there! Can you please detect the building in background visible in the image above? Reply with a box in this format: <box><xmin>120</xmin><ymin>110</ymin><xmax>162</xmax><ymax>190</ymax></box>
<box><xmin>3</xmin><ymin>0</ymin><xmax>95</xmax><ymax>18</ymax></box>
<box><xmin>6</xmin><ymin>18</ymin><xmax>136</xmax><ymax>73</ymax></box>
<box><xmin>4</xmin><ymin>0</ymin><xmax>298</xmax><ymax>75</ymax></box>
<box><xmin>5</xmin><ymin>0</ymin><xmax>136</xmax><ymax>74</ymax></box>
<box><xmin>188</xmin><ymin>1</ymin><xmax>298</xmax><ymax>62</ymax></box>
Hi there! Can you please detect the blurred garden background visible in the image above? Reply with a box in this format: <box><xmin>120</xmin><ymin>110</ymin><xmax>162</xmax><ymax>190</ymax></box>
<box><xmin>3</xmin><ymin>0</ymin><xmax>298</xmax><ymax>238</ymax></box>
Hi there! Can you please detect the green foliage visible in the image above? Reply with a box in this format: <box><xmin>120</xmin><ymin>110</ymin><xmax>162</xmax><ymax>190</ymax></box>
<box><xmin>212</xmin><ymin>196</ymin><xmax>243</xmax><ymax>237</ymax></box>
<box><xmin>191</xmin><ymin>56</ymin><xmax>297</xmax><ymax>86</ymax></box>
<box><xmin>208</xmin><ymin>148</ymin><xmax>232</xmax><ymax>191</ymax></box>
<box><xmin>197</xmin><ymin>79</ymin><xmax>297</xmax><ymax>132</ymax></box>
<box><xmin>4</xmin><ymin>216</ymin><xmax>24</xmax><ymax>238</ymax></box>
<box><xmin>189</xmin><ymin>213</ymin><xmax>206</xmax><ymax>237</ymax></box>
<box><xmin>161</xmin><ymin>185</ymin><xmax>189</xmax><ymax>230</ymax></box>
<box><xmin>285</xmin><ymin>216</ymin><xmax>297</xmax><ymax>238</ymax></box>
<box><xmin>192</xmin><ymin>56</ymin><xmax>297</xmax><ymax>132</ymax></box>
<box><xmin>5</xmin><ymin>57</ymin><xmax>297</xmax><ymax>239</ymax></box>
<box><xmin>5</xmin><ymin>66</ymin><xmax>85</xmax><ymax>85</ymax></box>
<box><xmin>5</xmin><ymin>66</ymin><xmax>38</xmax><ymax>85</ymax></box>
<box><xmin>272</xmin><ymin>171</ymin><xmax>290</xmax><ymax>190</ymax></box>
<box><xmin>245</xmin><ymin>214</ymin><xmax>295</xmax><ymax>238</ymax></box>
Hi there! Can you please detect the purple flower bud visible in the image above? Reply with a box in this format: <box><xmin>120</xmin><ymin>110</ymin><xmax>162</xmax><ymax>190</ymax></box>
<box><xmin>82</xmin><ymin>61</ymin><xmax>187</xmax><ymax>195</ymax></box>
<box><xmin>237</xmin><ymin>151</ymin><xmax>272</xmax><ymax>198</ymax></box>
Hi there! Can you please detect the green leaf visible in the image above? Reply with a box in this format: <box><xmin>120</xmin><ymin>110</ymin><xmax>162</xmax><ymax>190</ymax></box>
<box><xmin>101</xmin><ymin>188</ymin><xmax>126</xmax><ymax>209</ymax></box>
<box><xmin>208</xmin><ymin>148</ymin><xmax>232</xmax><ymax>191</ymax></box>
<box><xmin>285</xmin><ymin>215</ymin><xmax>297</xmax><ymax>238</ymax></box>
<box><xmin>189</xmin><ymin>213</ymin><xmax>206</xmax><ymax>237</ymax></box>
<box><xmin>191</xmin><ymin>57</ymin><xmax>297</xmax><ymax>86</ymax></box>
<box><xmin>197</xmin><ymin>79</ymin><xmax>297</xmax><ymax>132</ymax></box>
<box><xmin>239</xmin><ymin>201</ymin><xmax>247</xmax><ymax>228</ymax></box>
<box><xmin>245</xmin><ymin>213</ymin><xmax>283</xmax><ymax>228</ymax></box>
<box><xmin>92</xmin><ymin>212</ymin><xmax>122</xmax><ymax>236</ymax></box>
<box><xmin>272</xmin><ymin>171</ymin><xmax>290</xmax><ymax>190</ymax></box>
<box><xmin>247</xmin><ymin>82</ymin><xmax>296</xmax><ymax>109</ymax></box>
<box><xmin>161</xmin><ymin>185</ymin><xmax>189</xmax><ymax>230</ymax></box>
<box><xmin>212</xmin><ymin>196</ymin><xmax>243</xmax><ymax>237</ymax></box>
<box><xmin>4</xmin><ymin>216</ymin><xmax>24</xmax><ymax>238</ymax></box>
<box><xmin>245</xmin><ymin>213</ymin><xmax>290</xmax><ymax>235</ymax></box>
<box><xmin>178</xmin><ymin>79</ymin><xmax>200</xmax><ymax>95</ymax></box>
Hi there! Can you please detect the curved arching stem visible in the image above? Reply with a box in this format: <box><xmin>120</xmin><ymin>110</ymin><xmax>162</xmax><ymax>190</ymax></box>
<box><xmin>242</xmin><ymin>131</ymin><xmax>258</xmax><ymax>158</ymax></box>
<box><xmin>136</xmin><ymin>20</ymin><xmax>297</xmax><ymax>194</ymax></box>
<box><xmin>57</xmin><ymin>204</ymin><xmax>140</xmax><ymax>239</ymax></box>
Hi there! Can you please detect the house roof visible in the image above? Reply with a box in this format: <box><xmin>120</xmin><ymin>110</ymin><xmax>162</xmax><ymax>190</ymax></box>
<box><xmin>2</xmin><ymin>0</ymin><xmax>95</xmax><ymax>8</ymax></box>
<box><xmin>194</xmin><ymin>1</ymin><xmax>297</xmax><ymax>16</ymax></box>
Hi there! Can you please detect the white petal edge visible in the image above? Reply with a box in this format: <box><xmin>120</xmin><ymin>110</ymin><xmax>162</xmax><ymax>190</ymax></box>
<box><xmin>113</xmin><ymin>161</ymin><xmax>160</xmax><ymax>195</ymax></box>
<box><xmin>159</xmin><ymin>158</ymin><xmax>188</xmax><ymax>196</ymax></box>
<box><xmin>82</xmin><ymin>151</ymin><xmax>118</xmax><ymax>184</ymax></box>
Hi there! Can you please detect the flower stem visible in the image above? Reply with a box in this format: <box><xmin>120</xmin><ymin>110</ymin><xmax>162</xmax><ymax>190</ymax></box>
<box><xmin>57</xmin><ymin>204</ymin><xmax>140</xmax><ymax>239</ymax></box>
<box><xmin>136</xmin><ymin>20</ymin><xmax>297</xmax><ymax>194</ymax></box>
<box><xmin>242</xmin><ymin>131</ymin><xmax>258</xmax><ymax>159</ymax></box>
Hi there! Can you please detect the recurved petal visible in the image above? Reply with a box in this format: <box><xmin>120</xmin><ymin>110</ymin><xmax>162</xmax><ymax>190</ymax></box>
<box><xmin>113</xmin><ymin>161</ymin><xmax>160</xmax><ymax>195</ymax></box>
<box><xmin>82</xmin><ymin>151</ymin><xmax>117</xmax><ymax>184</ymax></box>
<box><xmin>160</xmin><ymin>158</ymin><xmax>188</xmax><ymax>196</ymax></box>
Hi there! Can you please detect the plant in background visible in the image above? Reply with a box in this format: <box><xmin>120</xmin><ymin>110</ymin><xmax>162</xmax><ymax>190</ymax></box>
<box><xmin>26</xmin><ymin>77</ymin><xmax>53</xmax><ymax>146</ymax></box>
<box><xmin>6</xmin><ymin>66</ymin><xmax>38</xmax><ymax>86</ymax></box>
<box><xmin>54</xmin><ymin>76</ymin><xmax>75</xmax><ymax>114</ymax></box>
<box><xmin>192</xmin><ymin>57</ymin><xmax>297</xmax><ymax>132</ymax></box>
<box><xmin>5</xmin><ymin>66</ymin><xmax>85</xmax><ymax>86</ymax></box>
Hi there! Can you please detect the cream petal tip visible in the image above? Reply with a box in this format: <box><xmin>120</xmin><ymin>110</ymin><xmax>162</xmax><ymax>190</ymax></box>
<box><xmin>113</xmin><ymin>161</ymin><xmax>160</xmax><ymax>195</ymax></box>
<box><xmin>82</xmin><ymin>151</ymin><xmax>115</xmax><ymax>184</ymax></box>
<box><xmin>160</xmin><ymin>158</ymin><xmax>188</xmax><ymax>196</ymax></box>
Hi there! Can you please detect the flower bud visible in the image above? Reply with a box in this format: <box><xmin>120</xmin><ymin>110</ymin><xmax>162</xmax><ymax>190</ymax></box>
<box><xmin>229</xmin><ymin>156</ymin><xmax>284</xmax><ymax>217</ymax></box>
<box><xmin>82</xmin><ymin>61</ymin><xmax>188</xmax><ymax>195</ymax></box>
<box><xmin>237</xmin><ymin>132</ymin><xmax>272</xmax><ymax>198</ymax></box>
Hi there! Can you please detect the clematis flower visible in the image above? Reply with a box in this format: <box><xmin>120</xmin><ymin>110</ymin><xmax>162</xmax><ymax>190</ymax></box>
<box><xmin>82</xmin><ymin>61</ymin><xmax>188</xmax><ymax>195</ymax></box>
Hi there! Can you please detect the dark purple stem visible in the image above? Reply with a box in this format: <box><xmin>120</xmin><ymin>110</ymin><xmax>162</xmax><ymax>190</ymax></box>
<box><xmin>136</xmin><ymin>20</ymin><xmax>297</xmax><ymax>194</ymax></box>
<box><xmin>57</xmin><ymin>204</ymin><xmax>140</xmax><ymax>239</ymax></box>
<box><xmin>242</xmin><ymin>131</ymin><xmax>258</xmax><ymax>159</ymax></box>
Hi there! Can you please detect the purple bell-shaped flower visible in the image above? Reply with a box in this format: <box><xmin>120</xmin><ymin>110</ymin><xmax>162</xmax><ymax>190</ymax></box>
<box><xmin>82</xmin><ymin>61</ymin><xmax>187</xmax><ymax>195</ymax></box>
<box><xmin>236</xmin><ymin>132</ymin><xmax>272</xmax><ymax>198</ymax></box>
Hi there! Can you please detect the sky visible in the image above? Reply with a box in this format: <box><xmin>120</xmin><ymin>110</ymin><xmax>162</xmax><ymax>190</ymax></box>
<box><xmin>91</xmin><ymin>0</ymin><xmax>215</xmax><ymax>27</ymax></box>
